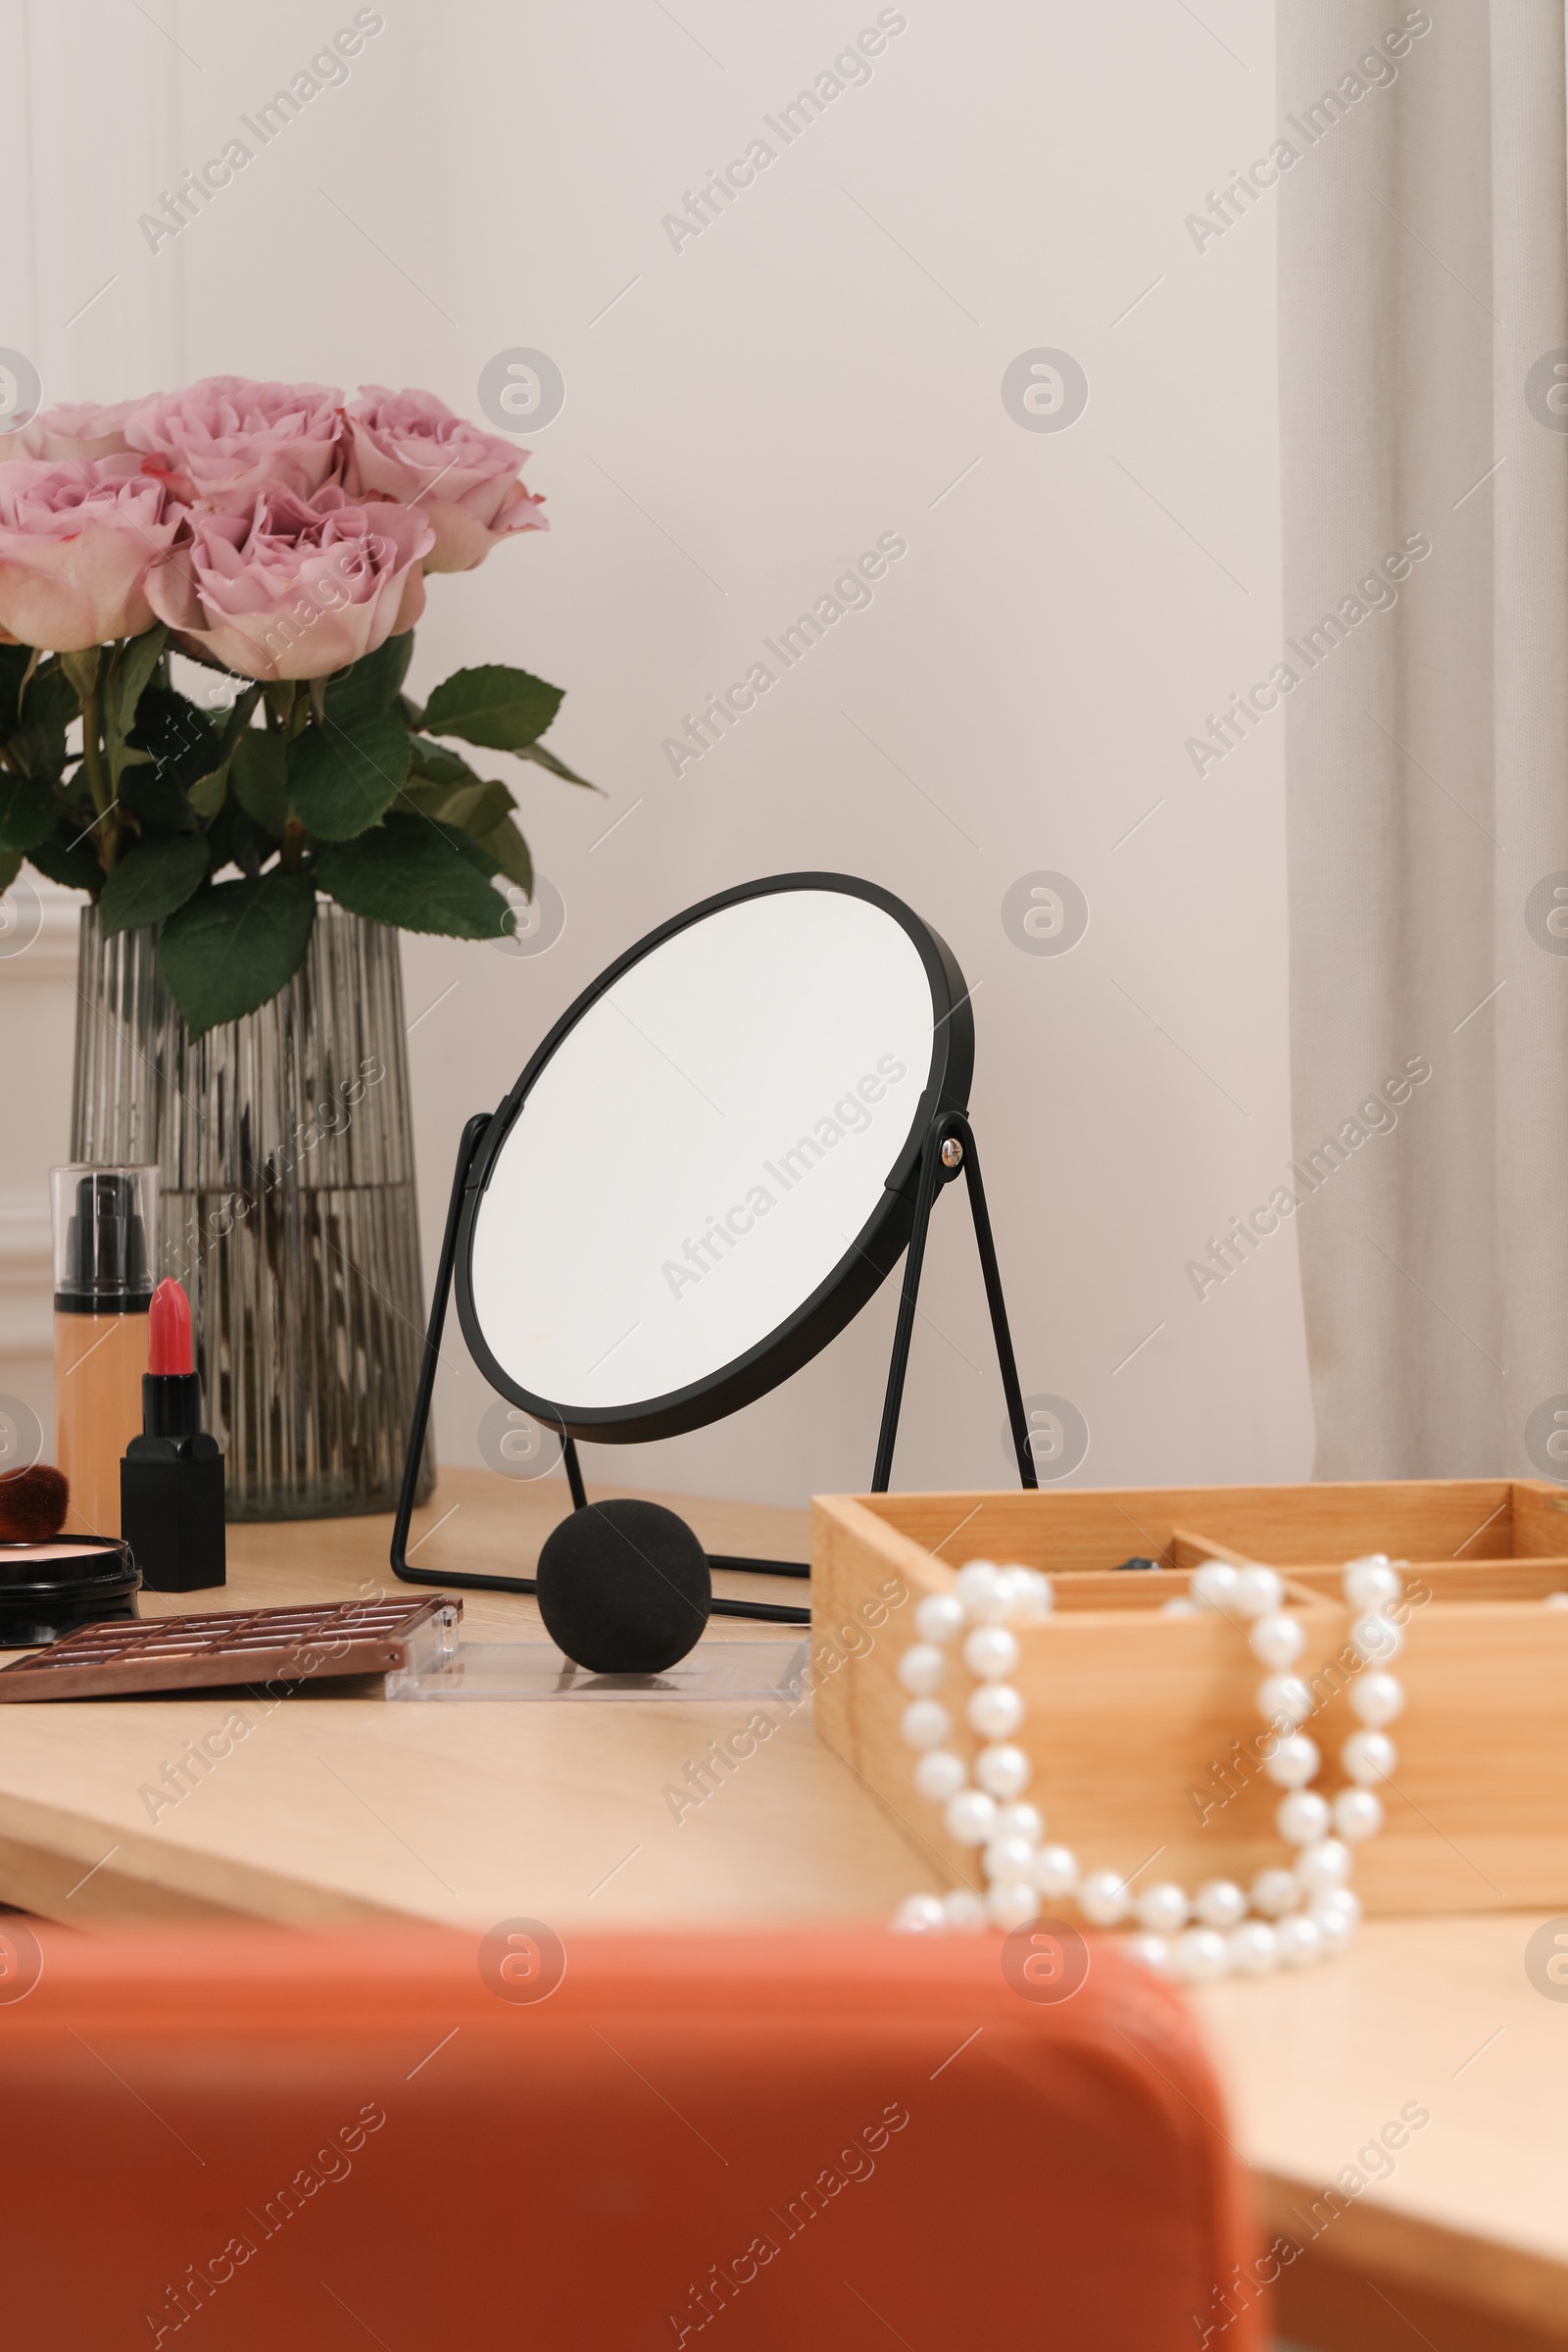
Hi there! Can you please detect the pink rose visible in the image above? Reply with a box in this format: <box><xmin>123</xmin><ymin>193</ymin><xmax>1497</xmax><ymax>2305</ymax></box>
<box><xmin>124</xmin><ymin>376</ymin><xmax>345</xmax><ymax>514</ymax></box>
<box><xmin>342</xmin><ymin>385</ymin><xmax>547</xmax><ymax>572</ymax></box>
<box><xmin>0</xmin><ymin>456</ymin><xmax>186</xmax><ymax>650</ymax></box>
<box><xmin>145</xmin><ymin>484</ymin><xmax>434</xmax><ymax>680</ymax></box>
<box><xmin>3</xmin><ymin>396</ymin><xmax>155</xmax><ymax>463</ymax></box>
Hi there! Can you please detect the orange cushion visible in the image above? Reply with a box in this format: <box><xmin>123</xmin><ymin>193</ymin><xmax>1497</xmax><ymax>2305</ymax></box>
<box><xmin>0</xmin><ymin>1924</ymin><xmax>1262</xmax><ymax>2349</ymax></box>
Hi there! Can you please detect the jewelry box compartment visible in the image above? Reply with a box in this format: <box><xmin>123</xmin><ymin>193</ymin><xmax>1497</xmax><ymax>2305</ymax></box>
<box><xmin>810</xmin><ymin>1479</ymin><xmax>1568</xmax><ymax>1917</ymax></box>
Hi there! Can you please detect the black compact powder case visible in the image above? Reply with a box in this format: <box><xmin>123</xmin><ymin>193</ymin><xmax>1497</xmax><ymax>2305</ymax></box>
<box><xmin>0</xmin><ymin>1537</ymin><xmax>141</xmax><ymax>1649</ymax></box>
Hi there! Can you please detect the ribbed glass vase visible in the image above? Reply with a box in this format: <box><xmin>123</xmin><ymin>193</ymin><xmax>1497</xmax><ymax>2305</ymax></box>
<box><xmin>70</xmin><ymin>901</ymin><xmax>435</xmax><ymax>1520</ymax></box>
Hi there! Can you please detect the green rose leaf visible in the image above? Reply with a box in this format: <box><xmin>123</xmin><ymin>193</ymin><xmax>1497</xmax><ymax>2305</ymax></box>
<box><xmin>230</xmin><ymin>730</ymin><xmax>289</xmax><ymax>837</ymax></box>
<box><xmin>0</xmin><ymin>646</ymin><xmax>34</xmax><ymax>741</ymax></box>
<box><xmin>99</xmin><ymin>835</ymin><xmax>210</xmax><ymax>938</ymax></box>
<box><xmin>229</xmin><ymin>811</ymin><xmax>279</xmax><ymax>879</ymax></box>
<box><xmin>324</xmin><ymin>632</ymin><xmax>416</xmax><ymax>729</ymax></box>
<box><xmin>517</xmin><ymin>739</ymin><xmax>598</xmax><ymax>790</ymax></box>
<box><xmin>159</xmin><ymin>872</ymin><xmax>318</xmax><ymax>1039</ymax></box>
<box><xmin>184</xmin><ymin>687</ymin><xmax>264</xmax><ymax>821</ymax></box>
<box><xmin>26</xmin><ymin>824</ymin><xmax>106</xmax><ymax>895</ymax></box>
<box><xmin>421</xmin><ymin>664</ymin><xmax>564</xmax><ymax>753</ymax></box>
<box><xmin>110</xmin><ymin>624</ymin><xmax>170</xmax><ymax>742</ymax></box>
<box><xmin>126</xmin><ymin>687</ymin><xmax>217</xmax><ymax>795</ymax></box>
<box><xmin>286</xmin><ymin>713</ymin><xmax>412</xmax><ymax>840</ymax></box>
<box><xmin>0</xmin><ymin>775</ymin><xmax>60</xmax><ymax>853</ymax></box>
<box><xmin>393</xmin><ymin>781</ymin><xmax>461</xmax><ymax>822</ymax></box>
<box><xmin>316</xmin><ymin>815</ymin><xmax>510</xmax><ymax>939</ymax></box>
<box><xmin>436</xmin><ymin>778</ymin><xmax>515</xmax><ymax>836</ymax></box>
<box><xmin>469</xmin><ymin>815</ymin><xmax>533</xmax><ymax>895</ymax></box>
<box><xmin>408</xmin><ymin>735</ymin><xmax>480</xmax><ymax>787</ymax></box>
<box><xmin>12</xmin><ymin>664</ymin><xmax>75</xmax><ymax>782</ymax></box>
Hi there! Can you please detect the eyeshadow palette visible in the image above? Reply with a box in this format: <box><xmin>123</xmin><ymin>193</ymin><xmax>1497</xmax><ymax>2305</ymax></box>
<box><xmin>0</xmin><ymin>1594</ymin><xmax>460</xmax><ymax>1701</ymax></box>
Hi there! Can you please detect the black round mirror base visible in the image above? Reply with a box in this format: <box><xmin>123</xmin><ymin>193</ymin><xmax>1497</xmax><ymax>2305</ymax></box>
<box><xmin>535</xmin><ymin>1499</ymin><xmax>710</xmax><ymax>1673</ymax></box>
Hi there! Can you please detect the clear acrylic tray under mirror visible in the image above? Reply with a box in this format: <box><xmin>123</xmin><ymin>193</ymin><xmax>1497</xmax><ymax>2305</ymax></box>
<box><xmin>385</xmin><ymin>1634</ymin><xmax>810</xmax><ymax>1703</ymax></box>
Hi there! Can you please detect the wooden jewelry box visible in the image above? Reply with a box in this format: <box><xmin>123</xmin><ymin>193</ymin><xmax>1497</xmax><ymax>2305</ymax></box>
<box><xmin>810</xmin><ymin>1479</ymin><xmax>1568</xmax><ymax>1917</ymax></box>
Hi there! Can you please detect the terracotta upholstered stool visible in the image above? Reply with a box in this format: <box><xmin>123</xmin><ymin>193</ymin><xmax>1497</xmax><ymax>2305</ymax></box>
<box><xmin>0</xmin><ymin>1921</ymin><xmax>1264</xmax><ymax>2349</ymax></box>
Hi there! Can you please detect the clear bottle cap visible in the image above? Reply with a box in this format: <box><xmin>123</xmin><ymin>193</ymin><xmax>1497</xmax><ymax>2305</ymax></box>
<box><xmin>51</xmin><ymin>1165</ymin><xmax>158</xmax><ymax>1310</ymax></box>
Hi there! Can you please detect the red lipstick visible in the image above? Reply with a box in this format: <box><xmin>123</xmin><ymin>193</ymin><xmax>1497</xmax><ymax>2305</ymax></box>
<box><xmin>148</xmin><ymin>1276</ymin><xmax>194</xmax><ymax>1378</ymax></box>
<box><xmin>120</xmin><ymin>1278</ymin><xmax>226</xmax><ymax>1592</ymax></box>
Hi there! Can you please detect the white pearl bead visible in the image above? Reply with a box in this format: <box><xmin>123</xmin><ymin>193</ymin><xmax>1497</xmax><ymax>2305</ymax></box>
<box><xmin>997</xmin><ymin>1566</ymin><xmax>1039</xmax><ymax>1616</ymax></box>
<box><xmin>1250</xmin><ymin>1612</ymin><xmax>1305</xmax><ymax>1668</ymax></box>
<box><xmin>1343</xmin><ymin>1729</ymin><xmax>1396</xmax><ymax>1785</ymax></box>
<box><xmin>1160</xmin><ymin>1596</ymin><xmax>1200</xmax><ymax>1618</ymax></box>
<box><xmin>1547</xmin><ymin>1592</ymin><xmax>1568</xmax><ymax>1610</ymax></box>
<box><xmin>892</xmin><ymin>1892</ymin><xmax>945</xmax><ymax>1934</ymax></box>
<box><xmin>1125</xmin><ymin>1932</ymin><xmax>1173</xmax><ymax>1978</ymax></box>
<box><xmin>1078</xmin><ymin>1869</ymin><xmax>1131</xmax><ymax>1925</ymax></box>
<box><xmin>1257</xmin><ymin>1674</ymin><xmax>1312</xmax><ymax>1728</ymax></box>
<box><xmin>956</xmin><ymin>1560</ymin><xmax>1010</xmax><ymax>1622</ymax></box>
<box><xmin>995</xmin><ymin>1801</ymin><xmax>1044</xmax><ymax>1845</ymax></box>
<box><xmin>1276</xmin><ymin>1913</ymin><xmax>1324</xmax><ymax>1968</ymax></box>
<box><xmin>944</xmin><ymin>1788</ymin><xmax>998</xmax><ymax>1846</ymax></box>
<box><xmin>901</xmin><ymin>1698</ymin><xmax>952</xmax><ymax>1750</ymax></box>
<box><xmin>1233</xmin><ymin>1565</ymin><xmax>1284</xmax><ymax>1619</ymax></box>
<box><xmin>1016</xmin><ymin>1569</ymin><xmax>1054</xmax><ymax>1618</ymax></box>
<box><xmin>897</xmin><ymin>1642</ymin><xmax>947</xmax><ymax>1695</ymax></box>
<box><xmin>1262</xmin><ymin>1731</ymin><xmax>1320</xmax><ymax>1788</ymax></box>
<box><xmin>1350</xmin><ymin>1613</ymin><xmax>1403</xmax><ymax>1665</ymax></box>
<box><xmin>1033</xmin><ymin>1843</ymin><xmax>1079</xmax><ymax>1898</ymax></box>
<box><xmin>1315</xmin><ymin>1886</ymin><xmax>1362</xmax><ymax>1928</ymax></box>
<box><xmin>1191</xmin><ymin>1561</ymin><xmax>1241</xmax><ymax>1612</ymax></box>
<box><xmin>1227</xmin><ymin>1920</ymin><xmax>1281</xmax><ymax>1976</ymax></box>
<box><xmin>974</xmin><ymin>1741</ymin><xmax>1032</xmax><ymax>1800</ymax></box>
<box><xmin>962</xmin><ymin>1625</ymin><xmax>1020</xmax><ymax>1681</ymax></box>
<box><xmin>1344</xmin><ymin>1555</ymin><xmax>1401</xmax><ymax>1612</ymax></box>
<box><xmin>1195</xmin><ymin>1879</ymin><xmax>1247</xmax><ymax>1930</ymax></box>
<box><xmin>1349</xmin><ymin>1670</ymin><xmax>1404</xmax><ymax>1727</ymax></box>
<box><xmin>914</xmin><ymin>1592</ymin><xmax>964</xmax><ymax>1644</ymax></box>
<box><xmin>1296</xmin><ymin>1838</ymin><xmax>1352</xmax><ymax>1895</ymax></box>
<box><xmin>1334</xmin><ymin>1788</ymin><xmax>1384</xmax><ymax>1842</ymax></box>
<box><xmin>967</xmin><ymin>1683</ymin><xmax>1025</xmax><ymax>1740</ymax></box>
<box><xmin>941</xmin><ymin>1886</ymin><xmax>987</xmax><ymax>1934</ymax></box>
<box><xmin>1136</xmin><ymin>1882</ymin><xmax>1191</xmax><ymax>1935</ymax></box>
<box><xmin>1250</xmin><ymin>1867</ymin><xmax>1299</xmax><ymax>1918</ymax></box>
<box><xmin>912</xmin><ymin>1748</ymin><xmax>967</xmax><ymax>1803</ymax></box>
<box><xmin>1276</xmin><ymin>1789</ymin><xmax>1331</xmax><ymax>1846</ymax></box>
<box><xmin>1173</xmin><ymin>1927</ymin><xmax>1230</xmax><ymax>1983</ymax></box>
<box><xmin>986</xmin><ymin>1880</ymin><xmax>1040</xmax><ymax>1931</ymax></box>
<box><xmin>981</xmin><ymin>1834</ymin><xmax>1036</xmax><ymax>1885</ymax></box>
<box><xmin>1310</xmin><ymin>1901</ymin><xmax>1353</xmax><ymax>1956</ymax></box>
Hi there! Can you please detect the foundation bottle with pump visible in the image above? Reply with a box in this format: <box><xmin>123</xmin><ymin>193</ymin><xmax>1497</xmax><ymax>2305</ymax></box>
<box><xmin>52</xmin><ymin>1165</ymin><xmax>158</xmax><ymax>1539</ymax></box>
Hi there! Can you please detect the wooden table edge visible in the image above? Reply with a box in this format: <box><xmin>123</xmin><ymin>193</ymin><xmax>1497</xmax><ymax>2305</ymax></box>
<box><xmin>1260</xmin><ymin>2167</ymin><xmax>1568</xmax><ymax>2339</ymax></box>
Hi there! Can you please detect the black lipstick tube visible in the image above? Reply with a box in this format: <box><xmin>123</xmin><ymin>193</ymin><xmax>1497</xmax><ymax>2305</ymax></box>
<box><xmin>121</xmin><ymin>1373</ymin><xmax>226</xmax><ymax>1594</ymax></box>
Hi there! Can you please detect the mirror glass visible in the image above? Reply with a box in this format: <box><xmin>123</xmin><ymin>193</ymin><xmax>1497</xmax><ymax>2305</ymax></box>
<box><xmin>462</xmin><ymin>878</ymin><xmax>968</xmax><ymax>1438</ymax></box>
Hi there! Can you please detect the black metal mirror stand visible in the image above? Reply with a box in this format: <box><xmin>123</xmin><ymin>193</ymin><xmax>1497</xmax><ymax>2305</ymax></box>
<box><xmin>391</xmin><ymin>1109</ymin><xmax>1037</xmax><ymax>1626</ymax></box>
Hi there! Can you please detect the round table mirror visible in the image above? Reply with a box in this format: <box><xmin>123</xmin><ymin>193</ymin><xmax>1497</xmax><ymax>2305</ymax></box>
<box><xmin>457</xmin><ymin>873</ymin><xmax>974</xmax><ymax>1445</ymax></box>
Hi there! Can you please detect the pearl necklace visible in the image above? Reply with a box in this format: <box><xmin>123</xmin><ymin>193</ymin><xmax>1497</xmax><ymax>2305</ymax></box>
<box><xmin>890</xmin><ymin>1553</ymin><xmax>1406</xmax><ymax>1981</ymax></box>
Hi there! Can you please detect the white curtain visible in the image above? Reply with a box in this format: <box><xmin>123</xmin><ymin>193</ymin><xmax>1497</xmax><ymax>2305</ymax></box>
<box><xmin>1278</xmin><ymin>0</ymin><xmax>1568</xmax><ymax>1478</ymax></box>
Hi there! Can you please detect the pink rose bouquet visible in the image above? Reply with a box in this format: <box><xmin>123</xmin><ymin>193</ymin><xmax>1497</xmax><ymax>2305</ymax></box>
<box><xmin>146</xmin><ymin>485</ymin><xmax>433</xmax><ymax>680</ymax></box>
<box><xmin>0</xmin><ymin>371</ymin><xmax>586</xmax><ymax>1037</ymax></box>
<box><xmin>5</xmin><ymin>397</ymin><xmax>148</xmax><ymax>463</ymax></box>
<box><xmin>341</xmin><ymin>385</ymin><xmax>548</xmax><ymax>571</ymax></box>
<box><xmin>124</xmin><ymin>377</ymin><xmax>345</xmax><ymax>513</ymax></box>
<box><xmin>0</xmin><ymin>458</ymin><xmax>184</xmax><ymax>649</ymax></box>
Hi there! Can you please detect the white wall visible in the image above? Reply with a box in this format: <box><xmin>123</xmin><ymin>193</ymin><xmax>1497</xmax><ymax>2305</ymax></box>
<box><xmin>0</xmin><ymin>0</ymin><xmax>1312</xmax><ymax>1508</ymax></box>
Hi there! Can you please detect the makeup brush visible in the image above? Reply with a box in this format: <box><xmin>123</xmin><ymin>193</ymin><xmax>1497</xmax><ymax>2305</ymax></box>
<box><xmin>0</xmin><ymin>1464</ymin><xmax>70</xmax><ymax>1544</ymax></box>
